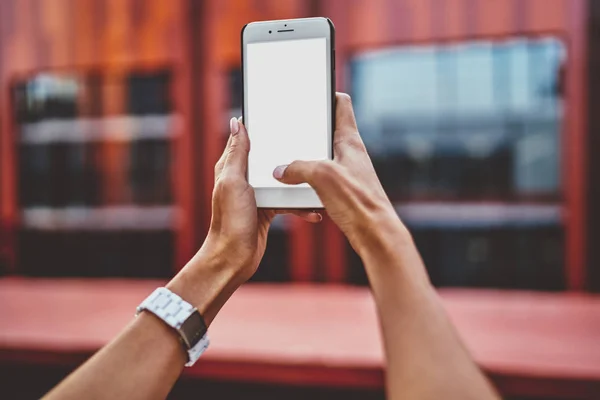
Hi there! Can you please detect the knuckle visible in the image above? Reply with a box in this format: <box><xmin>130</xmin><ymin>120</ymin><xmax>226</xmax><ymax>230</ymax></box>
<box><xmin>227</xmin><ymin>142</ymin><xmax>239</xmax><ymax>156</ymax></box>
<box><xmin>287</xmin><ymin>160</ymin><xmax>305</xmax><ymax>178</ymax></box>
<box><xmin>288</xmin><ymin>160</ymin><xmax>301</xmax><ymax>169</ymax></box>
<box><xmin>228</xmin><ymin>136</ymin><xmax>249</xmax><ymax>155</ymax></box>
<box><xmin>214</xmin><ymin>159</ymin><xmax>224</xmax><ymax>173</ymax></box>
<box><xmin>344</xmin><ymin>133</ymin><xmax>366</xmax><ymax>151</ymax></box>
<box><xmin>314</xmin><ymin>161</ymin><xmax>340</xmax><ymax>183</ymax></box>
<box><xmin>215</xmin><ymin>174</ymin><xmax>240</xmax><ymax>192</ymax></box>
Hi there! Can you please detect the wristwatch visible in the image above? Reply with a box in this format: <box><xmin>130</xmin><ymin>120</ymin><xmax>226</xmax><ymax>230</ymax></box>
<box><xmin>136</xmin><ymin>287</ymin><xmax>210</xmax><ymax>366</ymax></box>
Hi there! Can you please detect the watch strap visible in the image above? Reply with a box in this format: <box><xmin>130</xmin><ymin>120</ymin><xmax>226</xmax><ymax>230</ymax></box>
<box><xmin>136</xmin><ymin>287</ymin><xmax>209</xmax><ymax>366</ymax></box>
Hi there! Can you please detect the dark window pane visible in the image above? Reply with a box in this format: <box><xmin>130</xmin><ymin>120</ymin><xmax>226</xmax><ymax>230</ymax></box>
<box><xmin>127</xmin><ymin>71</ymin><xmax>172</xmax><ymax>115</ymax></box>
<box><xmin>229</xmin><ymin>68</ymin><xmax>243</xmax><ymax>110</ymax></box>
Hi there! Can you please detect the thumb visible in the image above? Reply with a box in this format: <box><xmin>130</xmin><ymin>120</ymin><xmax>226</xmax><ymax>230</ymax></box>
<box><xmin>224</xmin><ymin>117</ymin><xmax>250</xmax><ymax>176</ymax></box>
<box><xmin>273</xmin><ymin>160</ymin><xmax>322</xmax><ymax>185</ymax></box>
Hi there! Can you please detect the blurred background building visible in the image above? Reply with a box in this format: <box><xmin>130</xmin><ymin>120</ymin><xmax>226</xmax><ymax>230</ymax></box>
<box><xmin>0</xmin><ymin>0</ymin><xmax>599</xmax><ymax>399</ymax></box>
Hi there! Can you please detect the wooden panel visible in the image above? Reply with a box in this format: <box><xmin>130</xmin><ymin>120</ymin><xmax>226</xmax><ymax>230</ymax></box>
<box><xmin>198</xmin><ymin>0</ymin><xmax>227</xmax><ymax>251</ymax></box>
<box><xmin>8</xmin><ymin>0</ymin><xmax>38</xmax><ymax>71</ymax></box>
<box><xmin>443</xmin><ymin>0</ymin><xmax>468</xmax><ymax>38</ymax></box>
<box><xmin>383</xmin><ymin>0</ymin><xmax>411</xmax><ymax>42</ymax></box>
<box><xmin>403</xmin><ymin>0</ymin><xmax>434</xmax><ymax>41</ymax></box>
<box><xmin>564</xmin><ymin>0</ymin><xmax>588</xmax><ymax>290</ymax></box>
<box><xmin>0</xmin><ymin>1</ymin><xmax>19</xmax><ymax>272</ymax></box>
<box><xmin>476</xmin><ymin>0</ymin><xmax>515</xmax><ymax>36</ymax></box>
<box><xmin>289</xmin><ymin>219</ymin><xmax>314</xmax><ymax>282</ymax></box>
<box><xmin>171</xmin><ymin>0</ymin><xmax>195</xmax><ymax>268</ymax></box>
<box><xmin>0</xmin><ymin>0</ymin><xmax>182</xmax><ymax>74</ymax></box>
<box><xmin>73</xmin><ymin>0</ymin><xmax>98</xmax><ymax>67</ymax></box>
<box><xmin>528</xmin><ymin>0</ymin><xmax>568</xmax><ymax>31</ymax></box>
<box><xmin>349</xmin><ymin>0</ymin><xmax>388</xmax><ymax>48</ymax></box>
<box><xmin>0</xmin><ymin>0</ymin><xmax>6</xmax><ymax>224</ymax></box>
<box><xmin>0</xmin><ymin>1</ymin><xmax>13</xmax><ymax>272</ymax></box>
<box><xmin>103</xmin><ymin>0</ymin><xmax>133</xmax><ymax>66</ymax></box>
<box><xmin>342</xmin><ymin>0</ymin><xmax>571</xmax><ymax>48</ymax></box>
<box><xmin>0</xmin><ymin>0</ymin><xmax>591</xmax><ymax>287</ymax></box>
<box><xmin>40</xmin><ymin>0</ymin><xmax>73</xmax><ymax>67</ymax></box>
<box><xmin>135</xmin><ymin>0</ymin><xmax>179</xmax><ymax>64</ymax></box>
<box><xmin>320</xmin><ymin>0</ymin><xmax>351</xmax><ymax>88</ymax></box>
<box><xmin>101</xmin><ymin>72</ymin><xmax>125</xmax><ymax>204</ymax></box>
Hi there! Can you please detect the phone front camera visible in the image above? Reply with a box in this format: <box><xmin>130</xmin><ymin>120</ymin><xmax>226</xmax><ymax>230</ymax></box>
<box><xmin>269</xmin><ymin>30</ymin><xmax>272</xmax><ymax>34</ymax></box>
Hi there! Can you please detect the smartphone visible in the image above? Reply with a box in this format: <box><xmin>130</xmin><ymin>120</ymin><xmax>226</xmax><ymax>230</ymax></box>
<box><xmin>242</xmin><ymin>17</ymin><xmax>335</xmax><ymax>208</ymax></box>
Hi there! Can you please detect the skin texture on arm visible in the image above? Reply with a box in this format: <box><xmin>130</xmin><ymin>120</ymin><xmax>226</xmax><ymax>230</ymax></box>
<box><xmin>43</xmin><ymin>118</ymin><xmax>320</xmax><ymax>400</ymax></box>
<box><xmin>274</xmin><ymin>93</ymin><xmax>500</xmax><ymax>400</ymax></box>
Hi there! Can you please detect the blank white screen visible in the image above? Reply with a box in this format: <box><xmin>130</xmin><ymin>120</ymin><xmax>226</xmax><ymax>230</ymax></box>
<box><xmin>247</xmin><ymin>38</ymin><xmax>328</xmax><ymax>188</ymax></box>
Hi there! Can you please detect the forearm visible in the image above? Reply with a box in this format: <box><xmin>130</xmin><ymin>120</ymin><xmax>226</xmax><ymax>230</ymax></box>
<box><xmin>44</xmin><ymin>249</ymin><xmax>241</xmax><ymax>400</ymax></box>
<box><xmin>44</xmin><ymin>312</ymin><xmax>185</xmax><ymax>400</ymax></box>
<box><xmin>357</xmin><ymin>216</ymin><xmax>499</xmax><ymax>400</ymax></box>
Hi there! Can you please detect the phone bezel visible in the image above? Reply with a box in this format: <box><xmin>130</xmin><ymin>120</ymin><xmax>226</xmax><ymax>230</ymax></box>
<box><xmin>241</xmin><ymin>17</ymin><xmax>335</xmax><ymax>209</ymax></box>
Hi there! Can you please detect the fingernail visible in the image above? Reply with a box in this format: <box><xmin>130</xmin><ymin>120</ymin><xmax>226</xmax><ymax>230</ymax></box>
<box><xmin>273</xmin><ymin>165</ymin><xmax>288</xmax><ymax>179</ymax></box>
<box><xmin>230</xmin><ymin>117</ymin><xmax>239</xmax><ymax>135</ymax></box>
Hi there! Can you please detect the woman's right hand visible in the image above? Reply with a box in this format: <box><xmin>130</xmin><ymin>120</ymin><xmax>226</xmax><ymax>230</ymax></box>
<box><xmin>274</xmin><ymin>93</ymin><xmax>499</xmax><ymax>400</ymax></box>
<box><xmin>273</xmin><ymin>92</ymin><xmax>408</xmax><ymax>259</ymax></box>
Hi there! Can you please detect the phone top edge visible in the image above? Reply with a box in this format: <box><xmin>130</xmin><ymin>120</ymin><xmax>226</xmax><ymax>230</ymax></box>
<box><xmin>242</xmin><ymin>17</ymin><xmax>333</xmax><ymax>43</ymax></box>
<box><xmin>325</xmin><ymin>17</ymin><xmax>335</xmax><ymax>31</ymax></box>
<box><xmin>241</xmin><ymin>23</ymin><xmax>250</xmax><ymax>38</ymax></box>
<box><xmin>245</xmin><ymin>17</ymin><xmax>329</xmax><ymax>27</ymax></box>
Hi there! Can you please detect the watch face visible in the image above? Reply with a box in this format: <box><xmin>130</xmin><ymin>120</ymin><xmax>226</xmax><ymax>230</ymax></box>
<box><xmin>179</xmin><ymin>311</ymin><xmax>207</xmax><ymax>348</ymax></box>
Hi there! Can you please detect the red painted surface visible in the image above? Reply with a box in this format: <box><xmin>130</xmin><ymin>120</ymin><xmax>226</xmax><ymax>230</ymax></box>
<box><xmin>0</xmin><ymin>0</ymin><xmax>593</xmax><ymax>288</ymax></box>
<box><xmin>289</xmin><ymin>218</ymin><xmax>316</xmax><ymax>282</ymax></box>
<box><xmin>0</xmin><ymin>278</ymin><xmax>598</xmax><ymax>398</ymax></box>
<box><xmin>564</xmin><ymin>0</ymin><xmax>588</xmax><ymax>291</ymax></box>
<box><xmin>171</xmin><ymin>0</ymin><xmax>195</xmax><ymax>270</ymax></box>
<box><xmin>0</xmin><ymin>0</ymin><xmax>17</xmax><ymax>274</ymax></box>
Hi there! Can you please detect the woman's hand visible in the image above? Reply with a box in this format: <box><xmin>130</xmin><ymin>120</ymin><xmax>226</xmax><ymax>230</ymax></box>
<box><xmin>273</xmin><ymin>93</ymin><xmax>405</xmax><ymax>258</ymax></box>
<box><xmin>204</xmin><ymin>117</ymin><xmax>321</xmax><ymax>282</ymax></box>
<box><xmin>274</xmin><ymin>94</ymin><xmax>498</xmax><ymax>399</ymax></box>
<box><xmin>168</xmin><ymin>118</ymin><xmax>321</xmax><ymax>324</ymax></box>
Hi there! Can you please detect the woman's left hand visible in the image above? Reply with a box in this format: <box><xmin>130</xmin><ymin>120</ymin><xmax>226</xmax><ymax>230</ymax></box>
<box><xmin>168</xmin><ymin>117</ymin><xmax>321</xmax><ymax>324</ymax></box>
<box><xmin>203</xmin><ymin>117</ymin><xmax>322</xmax><ymax>282</ymax></box>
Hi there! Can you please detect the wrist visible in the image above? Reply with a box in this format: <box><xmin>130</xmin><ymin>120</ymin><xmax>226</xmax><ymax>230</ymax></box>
<box><xmin>202</xmin><ymin>231</ymin><xmax>258</xmax><ymax>278</ymax></box>
<box><xmin>167</xmin><ymin>247</ymin><xmax>244</xmax><ymax>326</ymax></box>
<box><xmin>354</xmin><ymin>211</ymin><xmax>431</xmax><ymax>288</ymax></box>
<box><xmin>352</xmin><ymin>207</ymin><xmax>409</xmax><ymax>258</ymax></box>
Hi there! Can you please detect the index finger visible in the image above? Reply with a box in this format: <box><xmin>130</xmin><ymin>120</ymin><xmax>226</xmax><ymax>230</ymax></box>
<box><xmin>335</xmin><ymin>92</ymin><xmax>358</xmax><ymax>131</ymax></box>
<box><xmin>223</xmin><ymin>118</ymin><xmax>250</xmax><ymax>177</ymax></box>
<box><xmin>215</xmin><ymin>134</ymin><xmax>233</xmax><ymax>180</ymax></box>
<box><xmin>334</xmin><ymin>92</ymin><xmax>365</xmax><ymax>153</ymax></box>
